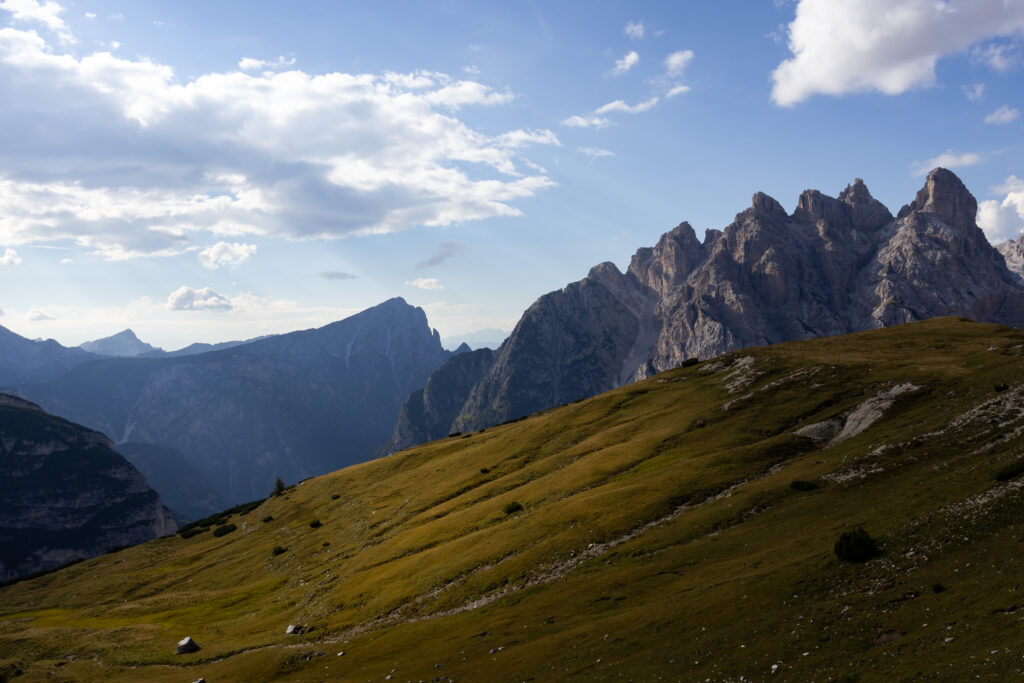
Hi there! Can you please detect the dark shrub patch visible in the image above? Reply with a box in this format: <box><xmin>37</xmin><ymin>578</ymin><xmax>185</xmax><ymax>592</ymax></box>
<box><xmin>790</xmin><ymin>479</ymin><xmax>818</xmax><ymax>491</ymax></box>
<box><xmin>309</xmin><ymin>520</ymin><xmax>322</xmax><ymax>529</ymax></box>
<box><xmin>448</xmin><ymin>431</ymin><xmax>462</xmax><ymax>438</ymax></box>
<box><xmin>994</xmin><ymin>383</ymin><xmax>1010</xmax><ymax>392</ymax></box>
<box><xmin>932</xmin><ymin>583</ymin><xmax>946</xmax><ymax>594</ymax></box>
<box><xmin>213</xmin><ymin>523</ymin><xmax>237</xmax><ymax>537</ymax></box>
<box><xmin>503</xmin><ymin>501</ymin><xmax>524</xmax><ymax>515</ymax></box>
<box><xmin>480</xmin><ymin>467</ymin><xmax>490</xmax><ymax>474</ymax></box>
<box><xmin>272</xmin><ymin>477</ymin><xmax>285</xmax><ymax>497</ymax></box>
<box><xmin>262</xmin><ymin>515</ymin><xmax>273</xmax><ymax>523</ymax></box>
<box><xmin>271</xmin><ymin>545</ymin><xmax>286</xmax><ymax>556</ymax></box>
<box><xmin>995</xmin><ymin>459</ymin><xmax>1024</xmax><ymax>482</ymax></box>
<box><xmin>180</xmin><ymin>526</ymin><xmax>209</xmax><ymax>539</ymax></box>
<box><xmin>331</xmin><ymin>494</ymin><xmax>340</xmax><ymax>500</ymax></box>
<box><xmin>834</xmin><ymin>527</ymin><xmax>881</xmax><ymax>562</ymax></box>
<box><xmin>322</xmin><ymin>542</ymin><xmax>330</xmax><ymax>547</ymax></box>
<box><xmin>681</xmin><ymin>357</ymin><xmax>700</xmax><ymax>367</ymax></box>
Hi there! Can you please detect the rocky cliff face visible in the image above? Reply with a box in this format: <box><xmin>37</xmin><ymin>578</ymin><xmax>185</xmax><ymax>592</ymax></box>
<box><xmin>424</xmin><ymin>169</ymin><xmax>1024</xmax><ymax>435</ymax></box>
<box><xmin>0</xmin><ymin>394</ymin><xmax>176</xmax><ymax>582</ymax></box>
<box><xmin>20</xmin><ymin>298</ymin><xmax>451</xmax><ymax>505</ymax></box>
<box><xmin>996</xmin><ymin>235</ymin><xmax>1024</xmax><ymax>282</ymax></box>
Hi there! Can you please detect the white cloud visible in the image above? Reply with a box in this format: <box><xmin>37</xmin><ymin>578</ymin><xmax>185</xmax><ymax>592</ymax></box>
<box><xmin>910</xmin><ymin>149</ymin><xmax>982</xmax><ymax>176</ymax></box>
<box><xmin>462</xmin><ymin>64</ymin><xmax>480</xmax><ymax>76</ymax></box>
<box><xmin>59</xmin><ymin>257</ymin><xmax>72</xmax><ymax>264</ymax></box>
<box><xmin>0</xmin><ymin>30</ymin><xmax>559</xmax><ymax>257</ymax></box>
<box><xmin>772</xmin><ymin>0</ymin><xmax>1024</xmax><ymax>106</ymax></box>
<box><xmin>985</xmin><ymin>105</ymin><xmax>1020</xmax><ymax>125</ymax></box>
<box><xmin>579</xmin><ymin>147</ymin><xmax>614</xmax><ymax>164</ymax></box>
<box><xmin>595</xmin><ymin>97</ymin><xmax>659</xmax><ymax>114</ymax></box>
<box><xmin>978</xmin><ymin>176</ymin><xmax>1024</xmax><ymax>243</ymax></box>
<box><xmin>84</xmin><ymin>11</ymin><xmax>94</xmax><ymax>20</ymax></box>
<box><xmin>666</xmin><ymin>84</ymin><xmax>690</xmax><ymax>97</ymax></box>
<box><xmin>611</xmin><ymin>51</ymin><xmax>639</xmax><ymax>76</ymax></box>
<box><xmin>29</xmin><ymin>309</ymin><xmax>53</xmax><ymax>320</ymax></box>
<box><xmin>624</xmin><ymin>20</ymin><xmax>645</xmax><ymax>40</ymax></box>
<box><xmin>197</xmin><ymin>241</ymin><xmax>257</xmax><ymax>269</ymax></box>
<box><xmin>664</xmin><ymin>49</ymin><xmax>693</xmax><ymax>78</ymax></box>
<box><xmin>238</xmin><ymin>55</ymin><xmax>296</xmax><ymax>72</ymax></box>
<box><xmin>0</xmin><ymin>247</ymin><xmax>22</xmax><ymax>265</ymax></box>
<box><xmin>562</xmin><ymin>114</ymin><xmax>611</xmax><ymax>129</ymax></box>
<box><xmin>405</xmin><ymin>277</ymin><xmax>443</xmax><ymax>290</ymax></box>
<box><xmin>963</xmin><ymin>82</ymin><xmax>986</xmax><ymax>101</ymax></box>
<box><xmin>166</xmin><ymin>286</ymin><xmax>233</xmax><ymax>311</ymax></box>
<box><xmin>972</xmin><ymin>42</ymin><xmax>1021</xmax><ymax>72</ymax></box>
<box><xmin>0</xmin><ymin>0</ymin><xmax>74</xmax><ymax>43</ymax></box>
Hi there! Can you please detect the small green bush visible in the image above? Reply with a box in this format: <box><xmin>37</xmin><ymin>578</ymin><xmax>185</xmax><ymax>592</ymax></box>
<box><xmin>309</xmin><ymin>520</ymin><xmax>322</xmax><ymax>529</ymax></box>
<box><xmin>932</xmin><ymin>583</ymin><xmax>946</xmax><ymax>594</ymax></box>
<box><xmin>262</xmin><ymin>515</ymin><xmax>273</xmax><ymax>523</ymax></box>
<box><xmin>994</xmin><ymin>383</ymin><xmax>1010</xmax><ymax>393</ymax></box>
<box><xmin>331</xmin><ymin>494</ymin><xmax>340</xmax><ymax>500</ymax></box>
<box><xmin>272</xmin><ymin>477</ymin><xmax>285</xmax><ymax>497</ymax></box>
<box><xmin>213</xmin><ymin>523</ymin><xmax>237</xmax><ymax>537</ymax></box>
<box><xmin>995</xmin><ymin>459</ymin><xmax>1024</xmax><ymax>482</ymax></box>
<box><xmin>681</xmin><ymin>357</ymin><xmax>700</xmax><ymax>367</ymax></box>
<box><xmin>180</xmin><ymin>526</ymin><xmax>209</xmax><ymax>539</ymax></box>
<box><xmin>448</xmin><ymin>431</ymin><xmax>463</xmax><ymax>438</ymax></box>
<box><xmin>834</xmin><ymin>527</ymin><xmax>880</xmax><ymax>562</ymax></box>
<box><xmin>271</xmin><ymin>545</ymin><xmax>286</xmax><ymax>556</ymax></box>
<box><xmin>480</xmin><ymin>467</ymin><xmax>490</xmax><ymax>474</ymax></box>
<box><xmin>503</xmin><ymin>501</ymin><xmax>524</xmax><ymax>515</ymax></box>
<box><xmin>790</xmin><ymin>479</ymin><xmax>818</xmax><ymax>491</ymax></box>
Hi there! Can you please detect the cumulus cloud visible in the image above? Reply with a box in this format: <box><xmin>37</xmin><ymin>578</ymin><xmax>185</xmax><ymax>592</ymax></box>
<box><xmin>910</xmin><ymin>149</ymin><xmax>982</xmax><ymax>176</ymax></box>
<box><xmin>0</xmin><ymin>0</ymin><xmax>74</xmax><ymax>43</ymax></box>
<box><xmin>167</xmin><ymin>286</ymin><xmax>233</xmax><ymax>311</ymax></box>
<box><xmin>963</xmin><ymin>82</ymin><xmax>986</xmax><ymax>101</ymax></box>
<box><xmin>624</xmin><ymin>20</ymin><xmax>645</xmax><ymax>40</ymax></box>
<box><xmin>0</xmin><ymin>247</ymin><xmax>22</xmax><ymax>265</ymax></box>
<box><xmin>772</xmin><ymin>0</ymin><xmax>1024</xmax><ymax>106</ymax></box>
<box><xmin>29</xmin><ymin>309</ymin><xmax>53</xmax><ymax>320</ymax></box>
<box><xmin>664</xmin><ymin>50</ymin><xmax>693</xmax><ymax>77</ymax></box>
<box><xmin>405</xmin><ymin>277</ymin><xmax>443</xmax><ymax>290</ymax></box>
<box><xmin>972</xmin><ymin>42</ymin><xmax>1021</xmax><ymax>72</ymax></box>
<box><xmin>416</xmin><ymin>241</ymin><xmax>464</xmax><ymax>268</ymax></box>
<box><xmin>595</xmin><ymin>97</ymin><xmax>659</xmax><ymax>114</ymax></box>
<box><xmin>238</xmin><ymin>55</ymin><xmax>296</xmax><ymax>71</ymax></box>
<box><xmin>562</xmin><ymin>114</ymin><xmax>611</xmax><ymax>129</ymax></box>
<box><xmin>978</xmin><ymin>176</ymin><xmax>1024</xmax><ymax>243</ymax></box>
<box><xmin>0</xmin><ymin>28</ymin><xmax>559</xmax><ymax>259</ymax></box>
<box><xmin>610</xmin><ymin>51</ymin><xmax>639</xmax><ymax>76</ymax></box>
<box><xmin>985</xmin><ymin>105</ymin><xmax>1020</xmax><ymax>125</ymax></box>
<box><xmin>320</xmin><ymin>270</ymin><xmax>356</xmax><ymax>280</ymax></box>
<box><xmin>197</xmin><ymin>241</ymin><xmax>257</xmax><ymax>269</ymax></box>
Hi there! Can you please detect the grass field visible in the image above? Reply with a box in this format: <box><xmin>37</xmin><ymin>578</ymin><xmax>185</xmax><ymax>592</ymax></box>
<box><xmin>2</xmin><ymin>317</ymin><xmax>1024</xmax><ymax>681</ymax></box>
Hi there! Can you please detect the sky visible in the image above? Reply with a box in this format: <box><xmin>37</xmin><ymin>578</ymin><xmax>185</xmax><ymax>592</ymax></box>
<box><xmin>0</xmin><ymin>0</ymin><xmax>1022</xmax><ymax>350</ymax></box>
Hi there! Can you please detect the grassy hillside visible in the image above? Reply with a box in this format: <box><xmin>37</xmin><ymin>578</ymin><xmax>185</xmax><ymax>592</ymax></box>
<box><xmin>2</xmin><ymin>318</ymin><xmax>1024</xmax><ymax>681</ymax></box>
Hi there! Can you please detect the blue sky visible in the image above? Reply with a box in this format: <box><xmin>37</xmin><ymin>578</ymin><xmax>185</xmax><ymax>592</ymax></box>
<box><xmin>0</xmin><ymin>0</ymin><xmax>1022</xmax><ymax>350</ymax></box>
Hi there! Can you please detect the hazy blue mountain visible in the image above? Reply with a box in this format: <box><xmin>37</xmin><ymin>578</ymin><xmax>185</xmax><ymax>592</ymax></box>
<box><xmin>0</xmin><ymin>394</ymin><xmax>176</xmax><ymax>582</ymax></box>
<box><xmin>20</xmin><ymin>298</ymin><xmax>451</xmax><ymax>505</ymax></box>
<box><xmin>79</xmin><ymin>329</ymin><xmax>162</xmax><ymax>357</ymax></box>
<box><xmin>115</xmin><ymin>442</ymin><xmax>228</xmax><ymax>521</ymax></box>
<box><xmin>0</xmin><ymin>325</ymin><xmax>100</xmax><ymax>387</ymax></box>
<box><xmin>441</xmin><ymin>328</ymin><xmax>509</xmax><ymax>350</ymax></box>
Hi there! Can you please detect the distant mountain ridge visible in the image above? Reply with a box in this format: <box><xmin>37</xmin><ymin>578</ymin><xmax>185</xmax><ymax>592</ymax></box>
<box><xmin>20</xmin><ymin>298</ymin><xmax>452</xmax><ymax>505</ymax></box>
<box><xmin>0</xmin><ymin>394</ymin><xmax>175</xmax><ymax>581</ymax></box>
<box><xmin>0</xmin><ymin>326</ymin><xmax>101</xmax><ymax>387</ymax></box>
<box><xmin>390</xmin><ymin>168</ymin><xmax>1024</xmax><ymax>450</ymax></box>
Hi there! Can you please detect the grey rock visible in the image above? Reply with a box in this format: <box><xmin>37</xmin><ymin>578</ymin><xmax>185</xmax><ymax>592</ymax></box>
<box><xmin>996</xmin><ymin>235</ymin><xmax>1024</xmax><ymax>282</ymax></box>
<box><xmin>286</xmin><ymin>624</ymin><xmax>304</xmax><ymax>634</ymax></box>
<box><xmin>176</xmin><ymin>636</ymin><xmax>199</xmax><ymax>654</ymax></box>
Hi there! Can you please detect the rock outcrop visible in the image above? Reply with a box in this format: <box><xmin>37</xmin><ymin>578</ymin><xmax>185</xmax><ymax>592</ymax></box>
<box><xmin>406</xmin><ymin>168</ymin><xmax>1024</xmax><ymax>438</ymax></box>
<box><xmin>996</xmin><ymin>235</ymin><xmax>1024</xmax><ymax>282</ymax></box>
<box><xmin>0</xmin><ymin>394</ymin><xmax>176</xmax><ymax>581</ymax></box>
<box><xmin>20</xmin><ymin>298</ymin><xmax>452</xmax><ymax>504</ymax></box>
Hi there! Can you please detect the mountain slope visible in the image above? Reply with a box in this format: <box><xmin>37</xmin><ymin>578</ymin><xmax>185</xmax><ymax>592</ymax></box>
<box><xmin>0</xmin><ymin>394</ymin><xmax>176</xmax><ymax>582</ymax></box>
<box><xmin>423</xmin><ymin>168</ymin><xmax>1024</xmax><ymax>434</ymax></box>
<box><xmin>19</xmin><ymin>298</ymin><xmax>451</xmax><ymax>504</ymax></box>
<box><xmin>3</xmin><ymin>319</ymin><xmax>1024</xmax><ymax>680</ymax></box>
<box><xmin>79</xmin><ymin>329</ymin><xmax>162</xmax><ymax>357</ymax></box>
<box><xmin>115</xmin><ymin>442</ymin><xmax>228</xmax><ymax>521</ymax></box>
<box><xmin>0</xmin><ymin>325</ymin><xmax>99</xmax><ymax>386</ymax></box>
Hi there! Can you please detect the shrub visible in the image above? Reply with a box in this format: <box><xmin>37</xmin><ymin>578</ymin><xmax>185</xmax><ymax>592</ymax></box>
<box><xmin>994</xmin><ymin>383</ymin><xmax>1010</xmax><ymax>392</ymax></box>
<box><xmin>271</xmin><ymin>545</ymin><xmax>286</xmax><ymax>556</ymax></box>
<box><xmin>995</xmin><ymin>459</ymin><xmax>1024</xmax><ymax>482</ymax></box>
<box><xmin>262</xmin><ymin>515</ymin><xmax>273</xmax><ymax>523</ymax></box>
<box><xmin>322</xmin><ymin>542</ymin><xmax>330</xmax><ymax>547</ymax></box>
<box><xmin>503</xmin><ymin>501</ymin><xmax>524</xmax><ymax>515</ymax></box>
<box><xmin>213</xmin><ymin>523</ymin><xmax>237</xmax><ymax>537</ymax></box>
<box><xmin>834</xmin><ymin>527</ymin><xmax>881</xmax><ymax>562</ymax></box>
<box><xmin>272</xmin><ymin>477</ymin><xmax>285</xmax><ymax>497</ymax></box>
<box><xmin>681</xmin><ymin>357</ymin><xmax>700</xmax><ymax>368</ymax></box>
<box><xmin>331</xmin><ymin>494</ymin><xmax>340</xmax><ymax>500</ymax></box>
<box><xmin>180</xmin><ymin>526</ymin><xmax>209</xmax><ymax>539</ymax></box>
<box><xmin>480</xmin><ymin>467</ymin><xmax>490</xmax><ymax>474</ymax></box>
<box><xmin>790</xmin><ymin>479</ymin><xmax>818</xmax><ymax>491</ymax></box>
<box><xmin>932</xmin><ymin>583</ymin><xmax>946</xmax><ymax>594</ymax></box>
<box><xmin>309</xmin><ymin>520</ymin><xmax>322</xmax><ymax>529</ymax></box>
<box><xmin>448</xmin><ymin>431</ymin><xmax>463</xmax><ymax>438</ymax></box>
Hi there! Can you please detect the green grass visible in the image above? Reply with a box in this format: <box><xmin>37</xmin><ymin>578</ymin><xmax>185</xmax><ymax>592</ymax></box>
<box><xmin>3</xmin><ymin>318</ymin><xmax>1024</xmax><ymax>681</ymax></box>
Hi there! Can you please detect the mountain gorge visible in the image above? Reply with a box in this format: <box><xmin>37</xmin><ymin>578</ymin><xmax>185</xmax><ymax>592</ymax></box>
<box><xmin>390</xmin><ymin>168</ymin><xmax>1024</xmax><ymax>449</ymax></box>
<box><xmin>19</xmin><ymin>298</ymin><xmax>452</xmax><ymax>505</ymax></box>
<box><xmin>0</xmin><ymin>394</ymin><xmax>175</xmax><ymax>582</ymax></box>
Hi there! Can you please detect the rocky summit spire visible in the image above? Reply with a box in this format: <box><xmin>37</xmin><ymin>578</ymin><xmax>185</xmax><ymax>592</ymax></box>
<box><xmin>902</xmin><ymin>167</ymin><xmax>978</xmax><ymax>231</ymax></box>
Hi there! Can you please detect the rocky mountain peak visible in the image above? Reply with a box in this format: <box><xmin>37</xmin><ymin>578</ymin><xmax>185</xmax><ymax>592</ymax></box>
<box><xmin>80</xmin><ymin>328</ymin><xmax>161</xmax><ymax>357</ymax></box>
<box><xmin>587</xmin><ymin>261</ymin><xmax>623</xmax><ymax>283</ymax></box>
<box><xmin>750</xmin><ymin>191</ymin><xmax>787</xmax><ymax>219</ymax></box>
<box><xmin>900</xmin><ymin>167</ymin><xmax>977</xmax><ymax>231</ymax></box>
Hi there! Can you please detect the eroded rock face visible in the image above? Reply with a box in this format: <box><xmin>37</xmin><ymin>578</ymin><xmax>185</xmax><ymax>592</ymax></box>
<box><xmin>996</xmin><ymin>236</ymin><xmax>1024</xmax><ymax>282</ymax></box>
<box><xmin>405</xmin><ymin>168</ymin><xmax>1024</xmax><ymax>437</ymax></box>
<box><xmin>0</xmin><ymin>394</ymin><xmax>176</xmax><ymax>582</ymax></box>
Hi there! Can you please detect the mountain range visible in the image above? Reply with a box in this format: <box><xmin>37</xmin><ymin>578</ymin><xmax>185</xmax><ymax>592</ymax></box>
<box><xmin>388</xmin><ymin>168</ymin><xmax>1024</xmax><ymax>451</ymax></box>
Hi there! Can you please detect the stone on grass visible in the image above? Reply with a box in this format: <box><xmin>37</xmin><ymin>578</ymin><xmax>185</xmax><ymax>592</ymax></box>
<box><xmin>176</xmin><ymin>636</ymin><xmax>200</xmax><ymax>654</ymax></box>
<box><xmin>285</xmin><ymin>624</ymin><xmax>304</xmax><ymax>635</ymax></box>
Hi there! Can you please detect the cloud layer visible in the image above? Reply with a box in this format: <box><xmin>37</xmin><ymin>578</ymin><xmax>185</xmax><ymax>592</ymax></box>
<box><xmin>979</xmin><ymin>176</ymin><xmax>1024</xmax><ymax>244</ymax></box>
<box><xmin>0</xmin><ymin>22</ymin><xmax>559</xmax><ymax>260</ymax></box>
<box><xmin>772</xmin><ymin>0</ymin><xmax>1024</xmax><ymax>106</ymax></box>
